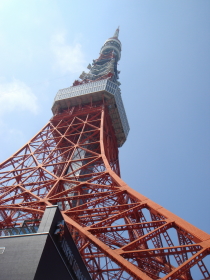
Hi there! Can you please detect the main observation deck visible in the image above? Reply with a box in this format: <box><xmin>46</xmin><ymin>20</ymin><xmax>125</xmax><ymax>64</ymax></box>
<box><xmin>52</xmin><ymin>79</ymin><xmax>130</xmax><ymax>147</ymax></box>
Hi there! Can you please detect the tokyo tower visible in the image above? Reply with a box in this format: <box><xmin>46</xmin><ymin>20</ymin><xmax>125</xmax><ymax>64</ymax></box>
<box><xmin>0</xmin><ymin>28</ymin><xmax>210</xmax><ymax>279</ymax></box>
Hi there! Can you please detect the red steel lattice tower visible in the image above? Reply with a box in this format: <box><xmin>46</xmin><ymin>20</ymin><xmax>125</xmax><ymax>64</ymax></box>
<box><xmin>0</xmin><ymin>29</ymin><xmax>210</xmax><ymax>279</ymax></box>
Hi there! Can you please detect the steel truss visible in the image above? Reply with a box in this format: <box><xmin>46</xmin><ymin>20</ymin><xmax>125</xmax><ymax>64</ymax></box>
<box><xmin>0</xmin><ymin>102</ymin><xmax>209</xmax><ymax>279</ymax></box>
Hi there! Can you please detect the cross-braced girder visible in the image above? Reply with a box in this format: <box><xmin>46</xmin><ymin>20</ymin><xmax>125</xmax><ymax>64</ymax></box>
<box><xmin>0</xmin><ymin>102</ymin><xmax>209</xmax><ymax>280</ymax></box>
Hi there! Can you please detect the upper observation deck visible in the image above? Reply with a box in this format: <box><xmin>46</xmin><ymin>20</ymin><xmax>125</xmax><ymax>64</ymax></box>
<box><xmin>52</xmin><ymin>79</ymin><xmax>129</xmax><ymax>147</ymax></box>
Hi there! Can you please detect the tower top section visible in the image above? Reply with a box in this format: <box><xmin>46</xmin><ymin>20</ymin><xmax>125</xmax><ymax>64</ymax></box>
<box><xmin>52</xmin><ymin>29</ymin><xmax>129</xmax><ymax>147</ymax></box>
<box><xmin>75</xmin><ymin>28</ymin><xmax>122</xmax><ymax>86</ymax></box>
<box><xmin>100</xmin><ymin>27</ymin><xmax>121</xmax><ymax>62</ymax></box>
<box><xmin>113</xmin><ymin>27</ymin><xmax>120</xmax><ymax>38</ymax></box>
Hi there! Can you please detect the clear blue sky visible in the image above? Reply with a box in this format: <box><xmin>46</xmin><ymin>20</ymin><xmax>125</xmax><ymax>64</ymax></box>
<box><xmin>0</xmin><ymin>1</ymin><xmax>209</xmax><ymax>234</ymax></box>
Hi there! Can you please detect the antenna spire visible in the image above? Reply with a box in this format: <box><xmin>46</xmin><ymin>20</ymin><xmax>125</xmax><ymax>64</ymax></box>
<box><xmin>113</xmin><ymin>27</ymin><xmax>119</xmax><ymax>38</ymax></box>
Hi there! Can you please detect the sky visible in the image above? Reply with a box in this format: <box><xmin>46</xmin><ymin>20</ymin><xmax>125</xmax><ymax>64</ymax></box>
<box><xmin>0</xmin><ymin>0</ymin><xmax>209</xmax><ymax>235</ymax></box>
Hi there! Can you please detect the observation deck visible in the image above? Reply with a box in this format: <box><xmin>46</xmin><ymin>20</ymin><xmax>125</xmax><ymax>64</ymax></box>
<box><xmin>52</xmin><ymin>79</ymin><xmax>130</xmax><ymax>147</ymax></box>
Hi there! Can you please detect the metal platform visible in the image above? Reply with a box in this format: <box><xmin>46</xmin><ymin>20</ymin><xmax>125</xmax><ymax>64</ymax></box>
<box><xmin>52</xmin><ymin>79</ymin><xmax>129</xmax><ymax>147</ymax></box>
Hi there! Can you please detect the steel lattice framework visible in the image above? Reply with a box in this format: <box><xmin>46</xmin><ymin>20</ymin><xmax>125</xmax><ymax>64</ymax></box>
<box><xmin>0</xmin><ymin>103</ymin><xmax>209</xmax><ymax>279</ymax></box>
<box><xmin>0</xmin><ymin>29</ymin><xmax>210</xmax><ymax>279</ymax></box>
